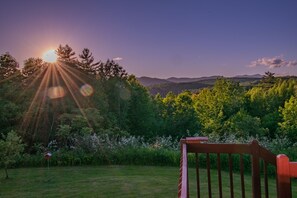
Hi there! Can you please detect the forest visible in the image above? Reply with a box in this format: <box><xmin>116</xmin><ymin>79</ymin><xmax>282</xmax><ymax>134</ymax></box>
<box><xmin>1</xmin><ymin>44</ymin><xmax>297</xmax><ymax>169</ymax></box>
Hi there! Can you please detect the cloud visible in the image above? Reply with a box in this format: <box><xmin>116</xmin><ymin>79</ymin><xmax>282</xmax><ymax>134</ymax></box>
<box><xmin>249</xmin><ymin>56</ymin><xmax>297</xmax><ymax>69</ymax></box>
<box><xmin>113</xmin><ymin>57</ymin><xmax>123</xmax><ymax>61</ymax></box>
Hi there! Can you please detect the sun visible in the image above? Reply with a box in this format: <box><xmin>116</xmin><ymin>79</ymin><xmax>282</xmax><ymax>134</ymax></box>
<box><xmin>42</xmin><ymin>49</ymin><xmax>57</xmax><ymax>63</ymax></box>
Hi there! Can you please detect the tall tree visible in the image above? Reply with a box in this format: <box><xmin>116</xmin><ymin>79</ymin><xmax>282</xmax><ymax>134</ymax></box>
<box><xmin>56</xmin><ymin>44</ymin><xmax>76</xmax><ymax>62</ymax></box>
<box><xmin>172</xmin><ymin>91</ymin><xmax>200</xmax><ymax>138</ymax></box>
<box><xmin>0</xmin><ymin>130</ymin><xmax>25</xmax><ymax>179</ymax></box>
<box><xmin>98</xmin><ymin>59</ymin><xmax>127</xmax><ymax>80</ymax></box>
<box><xmin>246</xmin><ymin>78</ymin><xmax>296</xmax><ymax>137</ymax></box>
<box><xmin>261</xmin><ymin>71</ymin><xmax>276</xmax><ymax>85</ymax></box>
<box><xmin>278</xmin><ymin>96</ymin><xmax>297</xmax><ymax>142</ymax></box>
<box><xmin>22</xmin><ymin>57</ymin><xmax>44</xmax><ymax>78</ymax></box>
<box><xmin>78</xmin><ymin>48</ymin><xmax>100</xmax><ymax>74</ymax></box>
<box><xmin>127</xmin><ymin>75</ymin><xmax>156</xmax><ymax>137</ymax></box>
<box><xmin>193</xmin><ymin>78</ymin><xmax>244</xmax><ymax>135</ymax></box>
<box><xmin>0</xmin><ymin>52</ymin><xmax>19</xmax><ymax>80</ymax></box>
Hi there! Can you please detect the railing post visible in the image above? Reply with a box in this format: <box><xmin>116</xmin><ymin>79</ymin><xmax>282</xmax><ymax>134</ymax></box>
<box><xmin>179</xmin><ymin>140</ymin><xmax>188</xmax><ymax>198</ymax></box>
<box><xmin>251</xmin><ymin>140</ymin><xmax>261</xmax><ymax>198</ymax></box>
<box><xmin>178</xmin><ymin>137</ymin><xmax>208</xmax><ymax>198</ymax></box>
<box><xmin>277</xmin><ymin>154</ymin><xmax>291</xmax><ymax>198</ymax></box>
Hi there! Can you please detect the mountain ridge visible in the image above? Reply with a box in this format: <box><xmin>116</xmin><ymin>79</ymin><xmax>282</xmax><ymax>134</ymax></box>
<box><xmin>137</xmin><ymin>74</ymin><xmax>263</xmax><ymax>96</ymax></box>
<box><xmin>137</xmin><ymin>74</ymin><xmax>262</xmax><ymax>86</ymax></box>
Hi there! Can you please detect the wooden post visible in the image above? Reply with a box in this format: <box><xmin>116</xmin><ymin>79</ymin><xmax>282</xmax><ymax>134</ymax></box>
<box><xmin>277</xmin><ymin>154</ymin><xmax>291</xmax><ymax>198</ymax></box>
<box><xmin>180</xmin><ymin>142</ymin><xmax>188</xmax><ymax>198</ymax></box>
<box><xmin>251</xmin><ymin>140</ymin><xmax>261</xmax><ymax>198</ymax></box>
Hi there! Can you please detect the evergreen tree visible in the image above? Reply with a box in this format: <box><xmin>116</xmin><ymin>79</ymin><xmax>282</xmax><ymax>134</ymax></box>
<box><xmin>78</xmin><ymin>48</ymin><xmax>100</xmax><ymax>75</ymax></box>
<box><xmin>98</xmin><ymin>59</ymin><xmax>127</xmax><ymax>80</ymax></box>
<box><xmin>56</xmin><ymin>44</ymin><xmax>76</xmax><ymax>62</ymax></box>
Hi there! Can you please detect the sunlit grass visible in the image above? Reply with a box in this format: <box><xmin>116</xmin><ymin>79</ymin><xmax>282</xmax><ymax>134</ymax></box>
<box><xmin>1</xmin><ymin>166</ymin><xmax>296</xmax><ymax>197</ymax></box>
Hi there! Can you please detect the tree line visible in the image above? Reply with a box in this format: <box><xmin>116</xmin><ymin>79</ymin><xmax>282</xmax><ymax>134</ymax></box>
<box><xmin>1</xmin><ymin>45</ymin><xmax>297</xmax><ymax>153</ymax></box>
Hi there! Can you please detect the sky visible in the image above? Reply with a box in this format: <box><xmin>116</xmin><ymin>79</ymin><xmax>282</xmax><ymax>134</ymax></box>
<box><xmin>0</xmin><ymin>0</ymin><xmax>296</xmax><ymax>78</ymax></box>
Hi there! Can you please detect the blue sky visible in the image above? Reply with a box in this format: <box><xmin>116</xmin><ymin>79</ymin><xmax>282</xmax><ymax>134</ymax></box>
<box><xmin>0</xmin><ymin>0</ymin><xmax>296</xmax><ymax>78</ymax></box>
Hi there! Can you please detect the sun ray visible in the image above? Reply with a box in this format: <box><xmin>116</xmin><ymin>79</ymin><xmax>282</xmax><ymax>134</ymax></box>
<box><xmin>16</xmin><ymin>65</ymin><xmax>47</xmax><ymax>103</ymax></box>
<box><xmin>20</xmin><ymin>64</ymin><xmax>52</xmax><ymax>141</ymax></box>
<box><xmin>56</xmin><ymin>62</ymin><xmax>93</xmax><ymax>128</ymax></box>
<box><xmin>19</xmin><ymin>60</ymin><xmax>102</xmax><ymax>144</ymax></box>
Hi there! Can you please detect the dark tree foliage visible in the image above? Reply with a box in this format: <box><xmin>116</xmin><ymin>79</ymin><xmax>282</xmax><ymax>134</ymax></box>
<box><xmin>127</xmin><ymin>75</ymin><xmax>157</xmax><ymax>137</ymax></box>
<box><xmin>78</xmin><ymin>48</ymin><xmax>100</xmax><ymax>75</ymax></box>
<box><xmin>262</xmin><ymin>71</ymin><xmax>276</xmax><ymax>84</ymax></box>
<box><xmin>2</xmin><ymin>45</ymin><xmax>297</xmax><ymax>152</ymax></box>
<box><xmin>56</xmin><ymin>44</ymin><xmax>76</xmax><ymax>62</ymax></box>
<box><xmin>0</xmin><ymin>52</ymin><xmax>19</xmax><ymax>80</ymax></box>
<box><xmin>22</xmin><ymin>57</ymin><xmax>44</xmax><ymax>78</ymax></box>
<box><xmin>98</xmin><ymin>59</ymin><xmax>128</xmax><ymax>80</ymax></box>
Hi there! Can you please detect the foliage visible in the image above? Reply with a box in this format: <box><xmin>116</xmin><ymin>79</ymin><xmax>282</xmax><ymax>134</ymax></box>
<box><xmin>278</xmin><ymin>96</ymin><xmax>297</xmax><ymax>142</ymax></box>
<box><xmin>98</xmin><ymin>59</ymin><xmax>128</xmax><ymax>80</ymax></box>
<box><xmin>78</xmin><ymin>48</ymin><xmax>100</xmax><ymax>74</ymax></box>
<box><xmin>1</xmin><ymin>45</ymin><xmax>297</xmax><ymax>169</ymax></box>
<box><xmin>0</xmin><ymin>52</ymin><xmax>19</xmax><ymax>80</ymax></box>
<box><xmin>223</xmin><ymin>109</ymin><xmax>268</xmax><ymax>137</ymax></box>
<box><xmin>0</xmin><ymin>99</ymin><xmax>22</xmax><ymax>136</ymax></box>
<box><xmin>22</xmin><ymin>57</ymin><xmax>44</xmax><ymax>78</ymax></box>
<box><xmin>0</xmin><ymin>130</ymin><xmax>25</xmax><ymax>179</ymax></box>
<box><xmin>194</xmin><ymin>78</ymin><xmax>244</xmax><ymax>135</ymax></box>
<box><xmin>56</xmin><ymin>44</ymin><xmax>76</xmax><ymax>62</ymax></box>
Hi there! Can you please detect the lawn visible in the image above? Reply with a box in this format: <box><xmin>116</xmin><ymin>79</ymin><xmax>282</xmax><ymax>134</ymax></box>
<box><xmin>0</xmin><ymin>165</ymin><xmax>296</xmax><ymax>197</ymax></box>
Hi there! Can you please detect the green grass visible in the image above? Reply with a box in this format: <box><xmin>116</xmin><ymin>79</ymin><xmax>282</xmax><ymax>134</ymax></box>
<box><xmin>0</xmin><ymin>166</ymin><xmax>296</xmax><ymax>197</ymax></box>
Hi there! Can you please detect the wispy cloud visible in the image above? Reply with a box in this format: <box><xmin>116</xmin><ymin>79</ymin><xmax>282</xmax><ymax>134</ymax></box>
<box><xmin>113</xmin><ymin>57</ymin><xmax>123</xmax><ymax>61</ymax></box>
<box><xmin>249</xmin><ymin>56</ymin><xmax>297</xmax><ymax>68</ymax></box>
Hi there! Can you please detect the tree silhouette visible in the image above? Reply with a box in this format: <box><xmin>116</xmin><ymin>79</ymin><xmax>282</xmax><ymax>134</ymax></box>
<box><xmin>56</xmin><ymin>44</ymin><xmax>76</xmax><ymax>62</ymax></box>
<box><xmin>0</xmin><ymin>52</ymin><xmax>19</xmax><ymax>80</ymax></box>
<box><xmin>78</xmin><ymin>48</ymin><xmax>100</xmax><ymax>75</ymax></box>
<box><xmin>261</xmin><ymin>71</ymin><xmax>276</xmax><ymax>85</ymax></box>
<box><xmin>22</xmin><ymin>57</ymin><xmax>44</xmax><ymax>78</ymax></box>
<box><xmin>98</xmin><ymin>59</ymin><xmax>128</xmax><ymax>80</ymax></box>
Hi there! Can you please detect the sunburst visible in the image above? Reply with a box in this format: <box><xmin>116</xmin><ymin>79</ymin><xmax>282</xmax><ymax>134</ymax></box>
<box><xmin>42</xmin><ymin>49</ymin><xmax>57</xmax><ymax>63</ymax></box>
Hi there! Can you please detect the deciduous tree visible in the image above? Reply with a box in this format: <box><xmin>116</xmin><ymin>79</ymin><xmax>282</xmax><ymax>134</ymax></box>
<box><xmin>0</xmin><ymin>130</ymin><xmax>25</xmax><ymax>179</ymax></box>
<box><xmin>0</xmin><ymin>52</ymin><xmax>19</xmax><ymax>80</ymax></box>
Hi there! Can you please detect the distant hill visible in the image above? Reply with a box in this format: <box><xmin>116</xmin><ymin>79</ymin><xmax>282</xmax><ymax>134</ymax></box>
<box><xmin>137</xmin><ymin>75</ymin><xmax>263</xmax><ymax>96</ymax></box>
<box><xmin>234</xmin><ymin>74</ymin><xmax>263</xmax><ymax>79</ymax></box>
<box><xmin>137</xmin><ymin>76</ymin><xmax>171</xmax><ymax>86</ymax></box>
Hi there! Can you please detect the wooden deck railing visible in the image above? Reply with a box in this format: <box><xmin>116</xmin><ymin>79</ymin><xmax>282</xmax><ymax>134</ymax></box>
<box><xmin>276</xmin><ymin>154</ymin><xmax>297</xmax><ymax>197</ymax></box>
<box><xmin>178</xmin><ymin>137</ymin><xmax>278</xmax><ymax>198</ymax></box>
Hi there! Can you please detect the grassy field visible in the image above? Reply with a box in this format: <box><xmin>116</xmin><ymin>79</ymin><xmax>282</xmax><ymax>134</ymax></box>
<box><xmin>0</xmin><ymin>165</ymin><xmax>296</xmax><ymax>197</ymax></box>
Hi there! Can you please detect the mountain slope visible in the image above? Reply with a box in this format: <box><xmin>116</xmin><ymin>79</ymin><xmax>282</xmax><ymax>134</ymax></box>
<box><xmin>137</xmin><ymin>75</ymin><xmax>262</xmax><ymax>96</ymax></box>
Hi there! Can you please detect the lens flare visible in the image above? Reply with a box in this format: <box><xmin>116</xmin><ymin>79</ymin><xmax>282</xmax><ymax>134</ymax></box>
<box><xmin>80</xmin><ymin>84</ymin><xmax>94</xmax><ymax>97</ymax></box>
<box><xmin>47</xmin><ymin>86</ymin><xmax>65</xmax><ymax>99</ymax></box>
<box><xmin>119</xmin><ymin>87</ymin><xmax>131</xmax><ymax>100</ymax></box>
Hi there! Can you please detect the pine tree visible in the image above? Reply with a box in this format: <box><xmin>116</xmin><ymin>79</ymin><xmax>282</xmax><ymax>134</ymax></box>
<box><xmin>98</xmin><ymin>59</ymin><xmax>128</xmax><ymax>80</ymax></box>
<box><xmin>56</xmin><ymin>44</ymin><xmax>76</xmax><ymax>62</ymax></box>
<box><xmin>78</xmin><ymin>48</ymin><xmax>100</xmax><ymax>75</ymax></box>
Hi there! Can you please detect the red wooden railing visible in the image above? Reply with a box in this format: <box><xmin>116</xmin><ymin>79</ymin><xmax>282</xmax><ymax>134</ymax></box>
<box><xmin>276</xmin><ymin>154</ymin><xmax>297</xmax><ymax>197</ymax></box>
<box><xmin>179</xmin><ymin>137</ymin><xmax>297</xmax><ymax>198</ymax></box>
<box><xmin>178</xmin><ymin>137</ymin><xmax>278</xmax><ymax>198</ymax></box>
<box><xmin>178</xmin><ymin>137</ymin><xmax>208</xmax><ymax>198</ymax></box>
